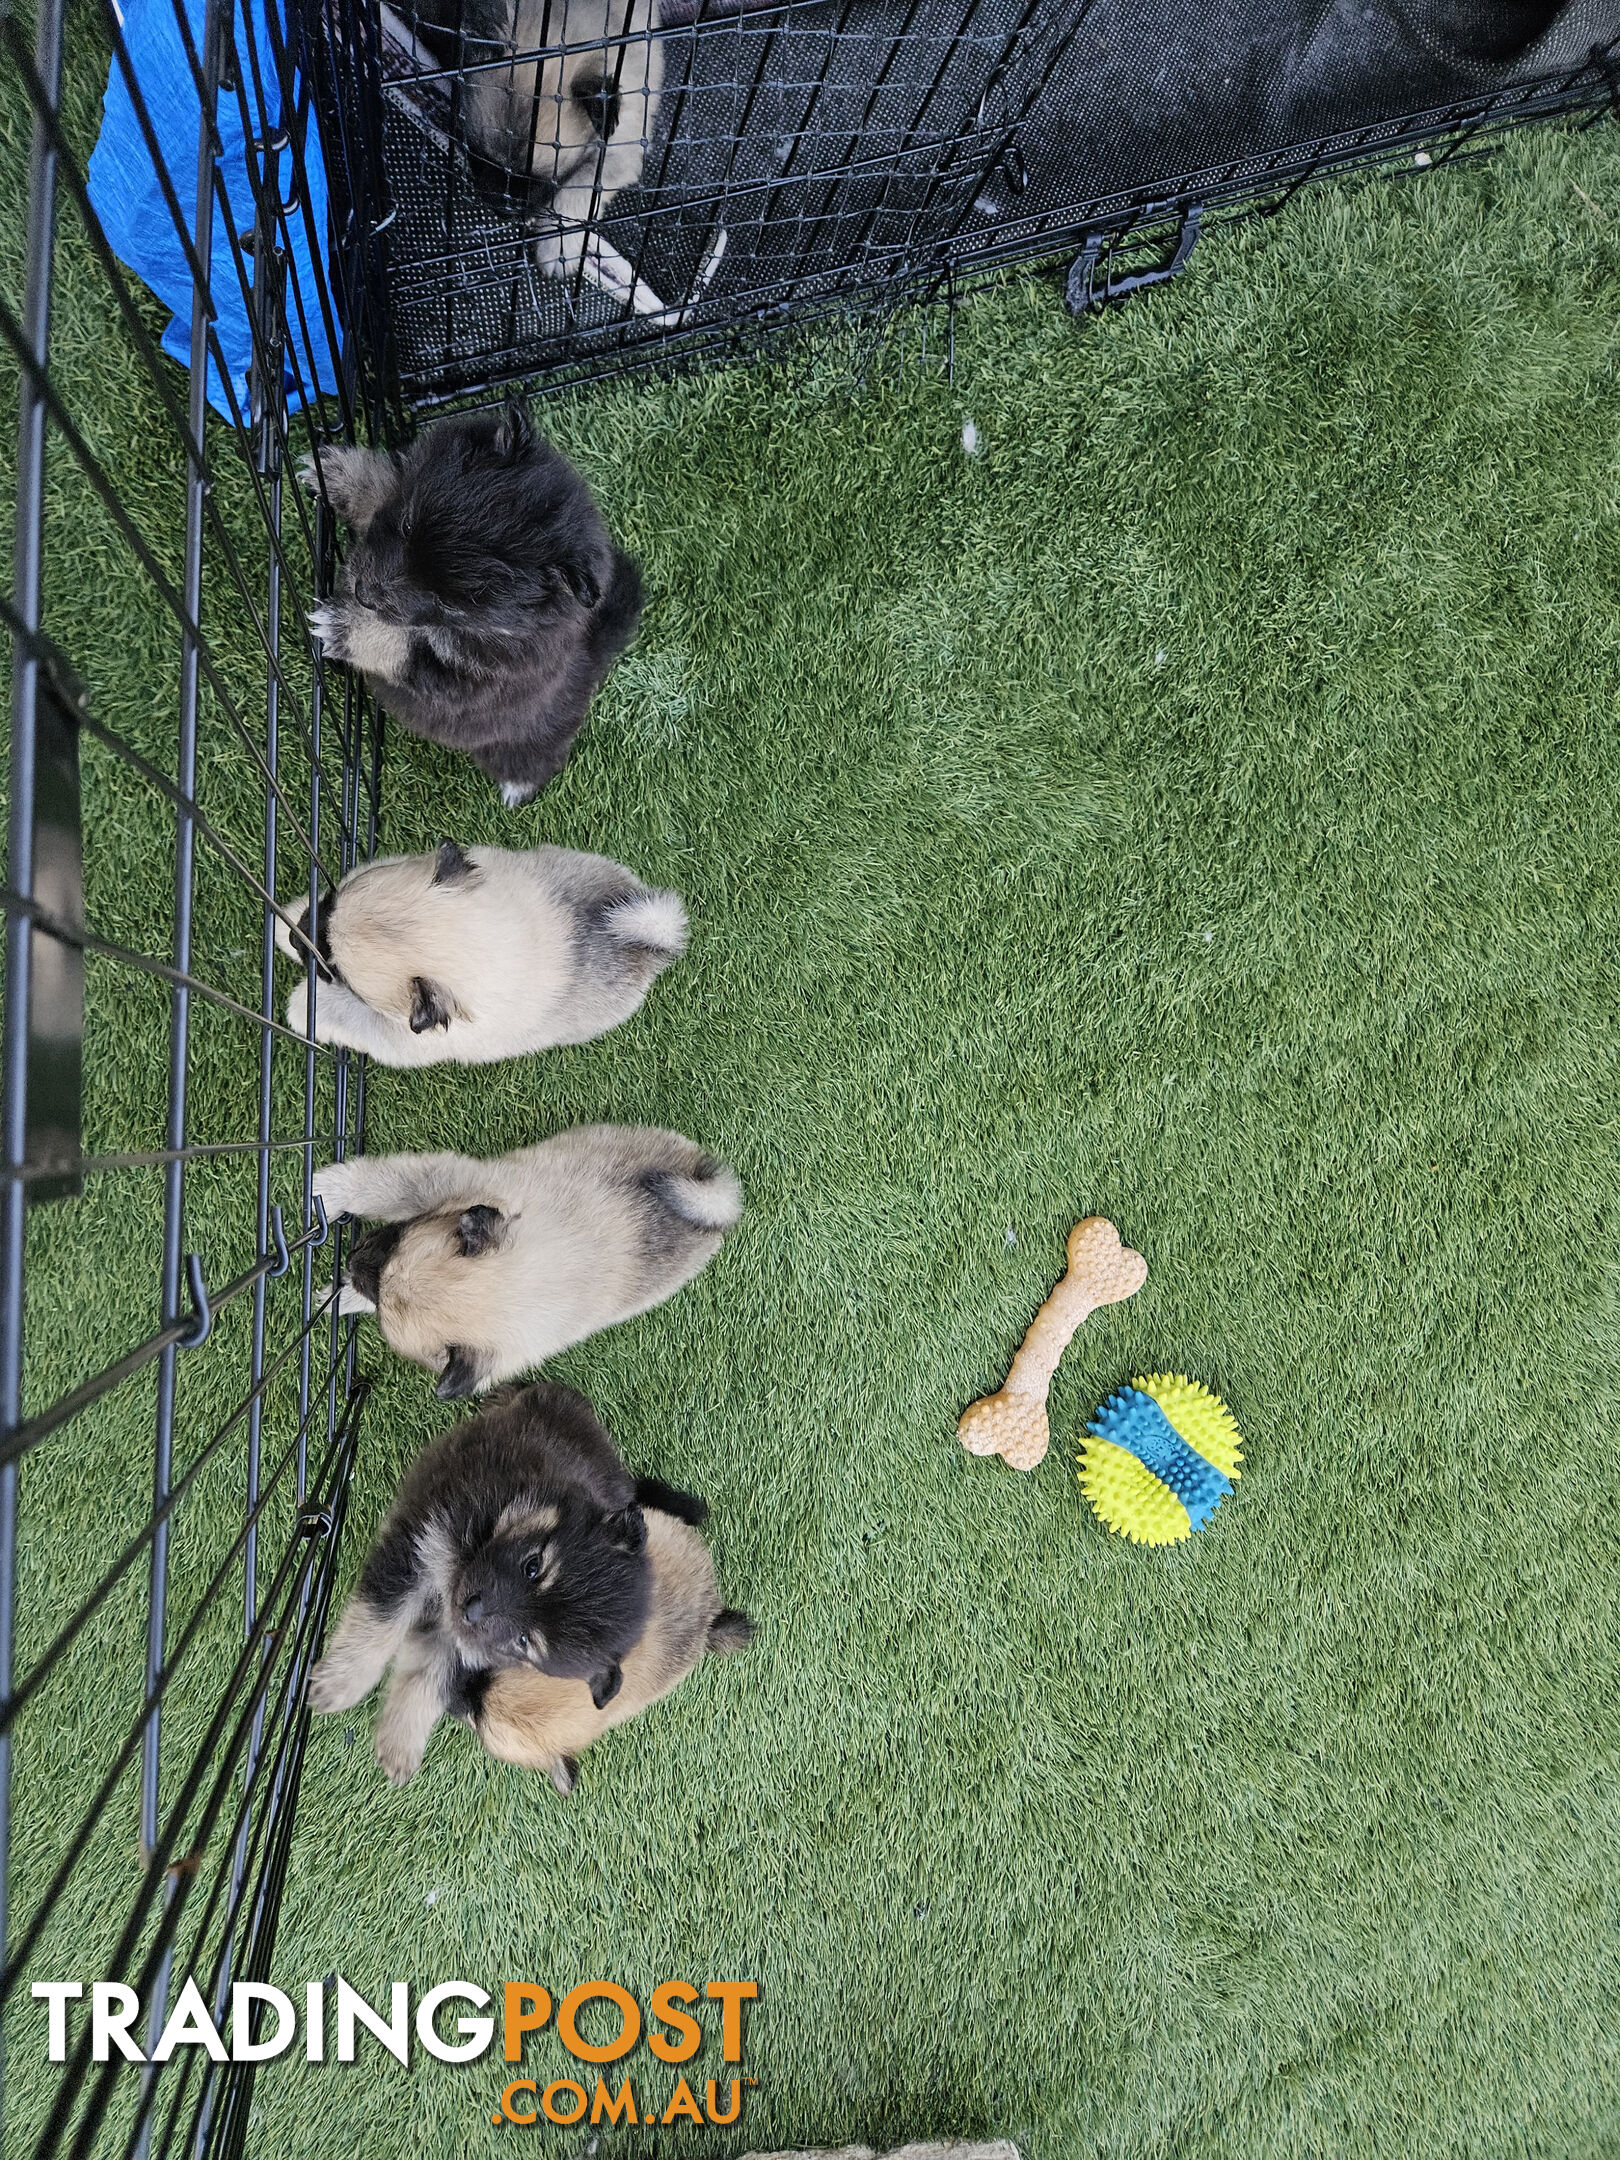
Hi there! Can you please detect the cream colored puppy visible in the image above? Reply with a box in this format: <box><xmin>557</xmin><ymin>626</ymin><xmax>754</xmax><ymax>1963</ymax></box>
<box><xmin>277</xmin><ymin>838</ymin><xmax>685</xmax><ymax>1064</ymax></box>
<box><xmin>458</xmin><ymin>0</ymin><xmax>664</xmax><ymax>280</ymax></box>
<box><xmin>314</xmin><ymin>1125</ymin><xmax>742</xmax><ymax>1398</ymax></box>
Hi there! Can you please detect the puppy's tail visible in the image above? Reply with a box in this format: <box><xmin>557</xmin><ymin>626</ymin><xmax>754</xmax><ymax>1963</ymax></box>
<box><xmin>650</xmin><ymin>1155</ymin><xmax>743</xmax><ymax>1233</ymax></box>
<box><xmin>707</xmin><ymin>1609</ymin><xmax>755</xmax><ymax>1657</ymax></box>
<box><xmin>587</xmin><ymin>550</ymin><xmax>643</xmax><ymax>669</ymax></box>
<box><xmin>603</xmin><ymin>887</ymin><xmax>688</xmax><ymax>960</ymax></box>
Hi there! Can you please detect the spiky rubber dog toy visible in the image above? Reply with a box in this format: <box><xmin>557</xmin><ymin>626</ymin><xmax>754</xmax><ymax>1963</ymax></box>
<box><xmin>1080</xmin><ymin>1375</ymin><xmax>1243</xmax><ymax>1544</ymax></box>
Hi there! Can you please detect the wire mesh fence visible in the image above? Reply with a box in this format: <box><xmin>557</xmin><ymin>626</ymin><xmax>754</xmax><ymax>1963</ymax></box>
<box><xmin>309</xmin><ymin>0</ymin><xmax>1620</xmax><ymax>408</ymax></box>
<box><xmin>0</xmin><ymin>0</ymin><xmax>391</xmax><ymax>2149</ymax></box>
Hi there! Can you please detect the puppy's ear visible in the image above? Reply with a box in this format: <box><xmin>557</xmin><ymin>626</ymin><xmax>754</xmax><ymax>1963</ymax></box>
<box><xmin>292</xmin><ymin>897</ymin><xmax>336</xmax><ymax>981</ymax></box>
<box><xmin>557</xmin><ymin>555</ymin><xmax>601</xmax><ymax>611</ymax></box>
<box><xmin>456</xmin><ymin>1204</ymin><xmax>506</xmax><ymax>1258</ymax></box>
<box><xmin>346</xmin><ymin>1220</ymin><xmax>404</xmax><ymax>1306</ymax></box>
<box><xmin>588</xmin><ymin>1663</ymin><xmax>623</xmax><ymax>1710</ymax></box>
<box><xmin>494</xmin><ymin>396</ymin><xmax>533</xmax><ymax>460</ymax></box>
<box><xmin>409</xmin><ymin>976</ymin><xmax>451</xmax><ymax>1032</ymax></box>
<box><xmin>431</xmin><ymin>839</ymin><xmax>475</xmax><ymax>887</ymax></box>
<box><xmin>435</xmin><ymin>1345</ymin><xmax>485</xmax><ymax>1400</ymax></box>
<box><xmin>603</xmin><ymin>1504</ymin><xmax>646</xmax><ymax>1554</ymax></box>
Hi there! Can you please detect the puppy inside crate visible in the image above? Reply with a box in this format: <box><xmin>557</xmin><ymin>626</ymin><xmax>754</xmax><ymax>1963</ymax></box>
<box><xmin>384</xmin><ymin>0</ymin><xmax>726</xmax><ymax>317</ymax></box>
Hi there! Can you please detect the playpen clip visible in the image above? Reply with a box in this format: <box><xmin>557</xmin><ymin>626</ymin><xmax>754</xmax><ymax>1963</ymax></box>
<box><xmin>179</xmin><ymin>1252</ymin><xmax>213</xmax><ymax>1348</ymax></box>
<box><xmin>267</xmin><ymin>1203</ymin><xmax>291</xmax><ymax>1277</ymax></box>
<box><xmin>310</xmin><ymin>1192</ymin><xmax>330</xmax><ymax>1246</ymax></box>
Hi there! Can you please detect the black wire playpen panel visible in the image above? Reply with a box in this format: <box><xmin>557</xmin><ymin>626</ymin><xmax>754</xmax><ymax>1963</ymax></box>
<box><xmin>1</xmin><ymin>0</ymin><xmax>389</xmax><ymax>2150</ymax></box>
<box><xmin>311</xmin><ymin>0</ymin><xmax>1620</xmax><ymax>406</ymax></box>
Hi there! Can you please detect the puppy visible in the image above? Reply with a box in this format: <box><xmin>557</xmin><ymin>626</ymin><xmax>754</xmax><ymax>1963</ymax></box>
<box><xmin>438</xmin><ymin>0</ymin><xmax>664</xmax><ymax>280</ymax></box>
<box><xmin>308</xmin><ymin>1382</ymin><xmax>682</xmax><ymax>1784</ymax></box>
<box><xmin>304</xmin><ymin>399</ymin><xmax>641</xmax><ymax>806</ymax></box>
<box><xmin>456</xmin><ymin>1500</ymin><xmax>753</xmax><ymax>1793</ymax></box>
<box><xmin>275</xmin><ymin>838</ymin><xmax>685</xmax><ymax>1063</ymax></box>
<box><xmin>314</xmin><ymin>1125</ymin><xmax>742</xmax><ymax>1398</ymax></box>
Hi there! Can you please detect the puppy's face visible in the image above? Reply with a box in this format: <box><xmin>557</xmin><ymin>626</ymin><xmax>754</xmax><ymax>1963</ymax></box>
<box><xmin>513</xmin><ymin>53</ymin><xmax>630</xmax><ymax>197</ymax></box>
<box><xmin>452</xmin><ymin>1499</ymin><xmax>649</xmax><ymax>1706</ymax></box>
<box><xmin>318</xmin><ymin>842</ymin><xmax>474</xmax><ymax>1030</ymax></box>
<box><xmin>344</xmin><ymin>1203</ymin><xmax>514</xmax><ymax>1397</ymax></box>
<box><xmin>337</xmin><ymin>402</ymin><xmax>602</xmax><ymax>637</ymax></box>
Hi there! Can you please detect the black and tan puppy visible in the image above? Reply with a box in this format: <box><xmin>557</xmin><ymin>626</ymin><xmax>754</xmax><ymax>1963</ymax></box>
<box><xmin>455</xmin><ymin>1503</ymin><xmax>753</xmax><ymax>1794</ymax></box>
<box><xmin>303</xmin><ymin>400</ymin><xmax>641</xmax><ymax>806</ymax></box>
<box><xmin>309</xmin><ymin>1382</ymin><xmax>695</xmax><ymax>1785</ymax></box>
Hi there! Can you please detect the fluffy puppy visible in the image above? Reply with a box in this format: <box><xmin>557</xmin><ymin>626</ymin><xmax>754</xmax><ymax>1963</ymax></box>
<box><xmin>308</xmin><ymin>1382</ymin><xmax>687</xmax><ymax>1784</ymax></box>
<box><xmin>437</xmin><ymin>0</ymin><xmax>664</xmax><ymax>278</ymax></box>
<box><xmin>304</xmin><ymin>400</ymin><xmax>641</xmax><ymax>806</ymax></box>
<box><xmin>314</xmin><ymin>1125</ymin><xmax>742</xmax><ymax>1398</ymax></box>
<box><xmin>275</xmin><ymin>838</ymin><xmax>685</xmax><ymax>1063</ymax></box>
<box><xmin>455</xmin><ymin>1501</ymin><xmax>753</xmax><ymax>1793</ymax></box>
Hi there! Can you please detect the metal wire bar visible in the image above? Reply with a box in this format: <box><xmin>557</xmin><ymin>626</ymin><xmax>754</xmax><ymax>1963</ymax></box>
<box><xmin>1</xmin><ymin>9</ymin><xmax>337</xmax><ymax>701</ymax></box>
<box><xmin>0</xmin><ymin>1372</ymin><xmax>358</xmax><ymax>2031</ymax></box>
<box><xmin>1</xmin><ymin>888</ymin><xmax>345</xmax><ymax>1052</ymax></box>
<box><xmin>0</xmin><ymin>1215</ymin><xmax>332</xmax><ymax>1478</ymax></box>
<box><xmin>0</xmin><ymin>0</ymin><xmax>70</xmax><ymax>2127</ymax></box>
<box><xmin>2</xmin><ymin>0</ymin><xmax>379</xmax><ymax>2146</ymax></box>
<box><xmin>2</xmin><ymin>1302</ymin><xmax>338</xmax><ymax>1729</ymax></box>
<box><xmin>0</xmin><ymin>291</ymin><xmax>349</xmax><ymax>879</ymax></box>
<box><xmin>27</xmin><ymin>1391</ymin><xmax>361</xmax><ymax>2160</ymax></box>
<box><xmin>4</xmin><ymin>1135</ymin><xmax>326</xmax><ymax>1188</ymax></box>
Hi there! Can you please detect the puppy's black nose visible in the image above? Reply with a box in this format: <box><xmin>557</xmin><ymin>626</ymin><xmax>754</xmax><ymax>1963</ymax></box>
<box><xmin>463</xmin><ymin>1595</ymin><xmax>483</xmax><ymax>1624</ymax></box>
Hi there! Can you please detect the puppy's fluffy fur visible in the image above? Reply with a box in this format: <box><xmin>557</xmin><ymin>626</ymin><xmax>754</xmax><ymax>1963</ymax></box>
<box><xmin>304</xmin><ymin>400</ymin><xmax>641</xmax><ymax>805</ymax></box>
<box><xmin>430</xmin><ymin>0</ymin><xmax>663</xmax><ymax>279</ymax></box>
<box><xmin>275</xmin><ymin>838</ymin><xmax>686</xmax><ymax>1063</ymax></box>
<box><xmin>314</xmin><ymin>1126</ymin><xmax>742</xmax><ymax>1398</ymax></box>
<box><xmin>455</xmin><ymin>1502</ymin><xmax>752</xmax><ymax>1793</ymax></box>
<box><xmin>309</xmin><ymin>1382</ymin><xmax>679</xmax><ymax>1784</ymax></box>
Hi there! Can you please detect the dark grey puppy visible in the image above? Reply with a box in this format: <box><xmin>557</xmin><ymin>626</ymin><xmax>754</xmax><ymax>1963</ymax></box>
<box><xmin>308</xmin><ymin>1382</ymin><xmax>696</xmax><ymax>1784</ymax></box>
<box><xmin>303</xmin><ymin>399</ymin><xmax>641</xmax><ymax>806</ymax></box>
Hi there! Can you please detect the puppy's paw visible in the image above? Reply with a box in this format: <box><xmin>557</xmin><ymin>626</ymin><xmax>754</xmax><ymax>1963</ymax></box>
<box><xmin>308</xmin><ymin>1657</ymin><xmax>364</xmax><ymax>1715</ymax></box>
<box><xmin>273</xmin><ymin>907</ymin><xmax>304</xmax><ymax>965</ymax></box>
<box><xmin>285</xmin><ymin>978</ymin><xmax>318</xmax><ymax>1038</ymax></box>
<box><xmin>550</xmin><ymin>1755</ymin><xmax>578</xmax><ymax>1797</ymax></box>
<box><xmin>308</xmin><ymin>602</ymin><xmax>352</xmax><ymax>662</ymax></box>
<box><xmin>375</xmin><ymin>1724</ymin><xmax>424</xmax><ymax>1787</ymax></box>
<box><xmin>531</xmin><ymin>220</ymin><xmax>583</xmax><ymax>280</ymax></box>
<box><xmin>499</xmin><ymin>780</ymin><xmax>540</xmax><ymax>810</ymax></box>
<box><xmin>311</xmin><ymin>1159</ymin><xmax>366</xmax><ymax>1220</ymax></box>
<box><xmin>296</xmin><ymin>453</ymin><xmax>321</xmax><ymax>497</ymax></box>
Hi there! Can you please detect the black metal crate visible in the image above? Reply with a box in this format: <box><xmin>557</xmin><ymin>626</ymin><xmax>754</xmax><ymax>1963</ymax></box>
<box><xmin>313</xmin><ymin>0</ymin><xmax>1620</xmax><ymax>406</ymax></box>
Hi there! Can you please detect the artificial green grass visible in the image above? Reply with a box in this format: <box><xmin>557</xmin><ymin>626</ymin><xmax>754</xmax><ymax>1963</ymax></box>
<box><xmin>8</xmin><ymin>54</ymin><xmax>1620</xmax><ymax>2160</ymax></box>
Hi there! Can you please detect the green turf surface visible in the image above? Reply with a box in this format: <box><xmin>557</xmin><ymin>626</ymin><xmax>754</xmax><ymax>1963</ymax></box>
<box><xmin>8</xmin><ymin>63</ymin><xmax>1620</xmax><ymax>2160</ymax></box>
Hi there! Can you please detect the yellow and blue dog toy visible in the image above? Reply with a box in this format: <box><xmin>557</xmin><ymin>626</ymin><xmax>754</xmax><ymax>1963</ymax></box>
<box><xmin>1080</xmin><ymin>1375</ymin><xmax>1243</xmax><ymax>1544</ymax></box>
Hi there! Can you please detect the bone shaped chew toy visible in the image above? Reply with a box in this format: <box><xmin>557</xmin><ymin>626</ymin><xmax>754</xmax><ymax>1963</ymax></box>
<box><xmin>958</xmin><ymin>1217</ymin><xmax>1148</xmax><ymax>1470</ymax></box>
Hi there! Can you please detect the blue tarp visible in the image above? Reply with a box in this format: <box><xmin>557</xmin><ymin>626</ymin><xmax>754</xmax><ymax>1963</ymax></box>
<box><xmin>88</xmin><ymin>0</ymin><xmax>340</xmax><ymax>421</ymax></box>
